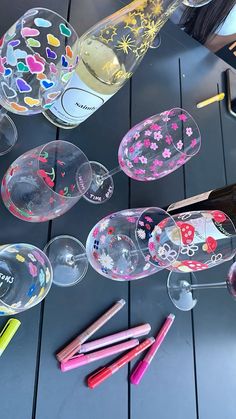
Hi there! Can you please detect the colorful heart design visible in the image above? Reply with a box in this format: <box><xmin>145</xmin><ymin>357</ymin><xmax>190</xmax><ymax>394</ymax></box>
<box><xmin>47</xmin><ymin>34</ymin><xmax>60</xmax><ymax>47</ymax></box>
<box><xmin>8</xmin><ymin>39</ymin><xmax>20</xmax><ymax>47</ymax></box>
<box><xmin>61</xmin><ymin>71</ymin><xmax>73</xmax><ymax>83</ymax></box>
<box><xmin>4</xmin><ymin>68</ymin><xmax>12</xmax><ymax>77</ymax></box>
<box><xmin>66</xmin><ymin>45</ymin><xmax>73</xmax><ymax>59</ymax></box>
<box><xmin>61</xmin><ymin>55</ymin><xmax>68</xmax><ymax>67</ymax></box>
<box><xmin>27</xmin><ymin>38</ymin><xmax>41</xmax><ymax>48</ymax></box>
<box><xmin>36</xmin><ymin>73</ymin><xmax>46</xmax><ymax>80</ymax></box>
<box><xmin>59</xmin><ymin>23</ymin><xmax>72</xmax><ymax>37</ymax></box>
<box><xmin>10</xmin><ymin>102</ymin><xmax>27</xmax><ymax>112</ymax></box>
<box><xmin>15</xmin><ymin>49</ymin><xmax>27</xmax><ymax>59</ymax></box>
<box><xmin>24</xmin><ymin>97</ymin><xmax>40</xmax><ymax>107</ymax></box>
<box><xmin>34</xmin><ymin>18</ymin><xmax>52</xmax><ymax>28</ymax></box>
<box><xmin>49</xmin><ymin>63</ymin><xmax>57</xmax><ymax>74</ymax></box>
<box><xmin>48</xmin><ymin>91</ymin><xmax>60</xmax><ymax>100</ymax></box>
<box><xmin>46</xmin><ymin>47</ymin><xmax>57</xmax><ymax>60</ymax></box>
<box><xmin>41</xmin><ymin>79</ymin><xmax>55</xmax><ymax>90</ymax></box>
<box><xmin>0</xmin><ymin>36</ymin><xmax>4</xmax><ymax>48</ymax></box>
<box><xmin>26</xmin><ymin>54</ymin><xmax>45</xmax><ymax>74</ymax></box>
<box><xmin>6</xmin><ymin>45</ymin><xmax>17</xmax><ymax>66</ymax></box>
<box><xmin>0</xmin><ymin>57</ymin><xmax>6</xmax><ymax>74</ymax></box>
<box><xmin>16</xmin><ymin>78</ymin><xmax>32</xmax><ymax>93</ymax></box>
<box><xmin>21</xmin><ymin>27</ymin><xmax>40</xmax><ymax>37</ymax></box>
<box><xmin>43</xmin><ymin>103</ymin><xmax>53</xmax><ymax>109</ymax></box>
<box><xmin>17</xmin><ymin>62</ymin><xmax>29</xmax><ymax>72</ymax></box>
<box><xmin>1</xmin><ymin>82</ymin><xmax>17</xmax><ymax>98</ymax></box>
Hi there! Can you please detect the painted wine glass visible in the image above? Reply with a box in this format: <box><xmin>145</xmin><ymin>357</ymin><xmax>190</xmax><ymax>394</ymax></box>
<box><xmin>0</xmin><ymin>243</ymin><xmax>52</xmax><ymax>315</ymax></box>
<box><xmin>167</xmin><ymin>261</ymin><xmax>236</xmax><ymax>311</ymax></box>
<box><xmin>1</xmin><ymin>140</ymin><xmax>92</xmax><ymax>222</ymax></box>
<box><xmin>83</xmin><ymin>108</ymin><xmax>201</xmax><ymax>204</ymax></box>
<box><xmin>0</xmin><ymin>7</ymin><xmax>79</xmax><ymax>153</ymax></box>
<box><xmin>44</xmin><ymin>207</ymin><xmax>181</xmax><ymax>286</ymax></box>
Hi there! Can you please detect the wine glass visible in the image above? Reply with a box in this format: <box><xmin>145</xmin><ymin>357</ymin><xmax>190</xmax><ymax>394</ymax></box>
<box><xmin>167</xmin><ymin>261</ymin><xmax>236</xmax><ymax>311</ymax></box>
<box><xmin>44</xmin><ymin>207</ymin><xmax>181</xmax><ymax>286</ymax></box>
<box><xmin>0</xmin><ymin>8</ymin><xmax>79</xmax><ymax>153</ymax></box>
<box><xmin>183</xmin><ymin>0</ymin><xmax>213</xmax><ymax>6</ymax></box>
<box><xmin>1</xmin><ymin>140</ymin><xmax>92</xmax><ymax>222</ymax></box>
<box><xmin>83</xmin><ymin>108</ymin><xmax>201</xmax><ymax>204</ymax></box>
<box><xmin>0</xmin><ymin>243</ymin><xmax>52</xmax><ymax>315</ymax></box>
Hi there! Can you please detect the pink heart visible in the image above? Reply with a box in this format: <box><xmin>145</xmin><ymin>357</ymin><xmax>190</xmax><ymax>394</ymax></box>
<box><xmin>26</xmin><ymin>54</ymin><xmax>45</xmax><ymax>74</ymax></box>
<box><xmin>49</xmin><ymin>63</ymin><xmax>57</xmax><ymax>74</ymax></box>
<box><xmin>21</xmin><ymin>27</ymin><xmax>40</xmax><ymax>37</ymax></box>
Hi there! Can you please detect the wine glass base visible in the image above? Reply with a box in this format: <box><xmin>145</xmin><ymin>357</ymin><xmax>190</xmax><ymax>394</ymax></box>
<box><xmin>167</xmin><ymin>271</ymin><xmax>198</xmax><ymax>311</ymax></box>
<box><xmin>83</xmin><ymin>161</ymin><xmax>114</xmax><ymax>204</ymax></box>
<box><xmin>44</xmin><ymin>235</ymin><xmax>88</xmax><ymax>287</ymax></box>
<box><xmin>0</xmin><ymin>114</ymin><xmax>17</xmax><ymax>155</ymax></box>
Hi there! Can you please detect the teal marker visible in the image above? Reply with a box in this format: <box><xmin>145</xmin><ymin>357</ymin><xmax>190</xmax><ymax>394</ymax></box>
<box><xmin>0</xmin><ymin>318</ymin><xmax>21</xmax><ymax>356</ymax></box>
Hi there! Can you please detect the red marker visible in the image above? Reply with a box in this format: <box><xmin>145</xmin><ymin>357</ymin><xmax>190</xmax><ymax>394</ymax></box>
<box><xmin>88</xmin><ymin>337</ymin><xmax>155</xmax><ymax>389</ymax></box>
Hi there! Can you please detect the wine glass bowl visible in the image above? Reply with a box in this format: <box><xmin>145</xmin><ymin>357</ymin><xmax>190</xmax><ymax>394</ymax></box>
<box><xmin>227</xmin><ymin>262</ymin><xmax>236</xmax><ymax>298</ymax></box>
<box><xmin>118</xmin><ymin>108</ymin><xmax>201</xmax><ymax>181</ymax></box>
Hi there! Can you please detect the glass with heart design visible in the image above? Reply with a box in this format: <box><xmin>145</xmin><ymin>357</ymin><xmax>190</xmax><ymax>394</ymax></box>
<box><xmin>0</xmin><ymin>7</ymin><xmax>79</xmax><ymax>153</ymax></box>
<box><xmin>0</xmin><ymin>243</ymin><xmax>52</xmax><ymax>315</ymax></box>
<box><xmin>83</xmin><ymin>108</ymin><xmax>201</xmax><ymax>204</ymax></box>
<box><xmin>1</xmin><ymin>140</ymin><xmax>92</xmax><ymax>222</ymax></box>
<box><xmin>44</xmin><ymin>207</ymin><xmax>181</xmax><ymax>286</ymax></box>
<box><xmin>167</xmin><ymin>260</ymin><xmax>236</xmax><ymax>311</ymax></box>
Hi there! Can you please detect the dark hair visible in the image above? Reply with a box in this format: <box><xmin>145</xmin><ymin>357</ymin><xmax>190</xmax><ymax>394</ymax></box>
<box><xmin>181</xmin><ymin>0</ymin><xmax>236</xmax><ymax>44</ymax></box>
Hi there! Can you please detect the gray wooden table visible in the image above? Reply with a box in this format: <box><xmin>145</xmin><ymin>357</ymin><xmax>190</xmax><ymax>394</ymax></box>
<box><xmin>1</xmin><ymin>1</ymin><xmax>236</xmax><ymax>419</ymax></box>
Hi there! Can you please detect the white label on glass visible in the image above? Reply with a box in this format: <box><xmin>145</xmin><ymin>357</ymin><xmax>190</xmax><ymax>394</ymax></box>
<box><xmin>49</xmin><ymin>72</ymin><xmax>113</xmax><ymax>124</ymax></box>
<box><xmin>167</xmin><ymin>190</ymin><xmax>212</xmax><ymax>212</ymax></box>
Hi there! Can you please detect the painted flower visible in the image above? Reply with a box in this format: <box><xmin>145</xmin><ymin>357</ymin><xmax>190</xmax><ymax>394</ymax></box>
<box><xmin>168</xmin><ymin>161</ymin><xmax>175</xmax><ymax>168</ymax></box>
<box><xmin>177</xmin><ymin>140</ymin><xmax>183</xmax><ymax>150</ymax></box>
<box><xmin>186</xmin><ymin>127</ymin><xmax>193</xmax><ymax>137</ymax></box>
<box><xmin>29</xmin><ymin>262</ymin><xmax>38</xmax><ymax>277</ymax></box>
<box><xmin>162</xmin><ymin>148</ymin><xmax>171</xmax><ymax>158</ymax></box>
<box><xmin>98</xmin><ymin>252</ymin><xmax>114</xmax><ymax>270</ymax></box>
<box><xmin>178</xmin><ymin>113</ymin><xmax>188</xmax><ymax>121</ymax></box>
<box><xmin>144</xmin><ymin>130</ymin><xmax>152</xmax><ymax>136</ymax></box>
<box><xmin>153</xmin><ymin>159</ymin><xmax>163</xmax><ymax>167</ymax></box>
<box><xmin>127</xmin><ymin>216</ymin><xmax>136</xmax><ymax>223</ymax></box>
<box><xmin>139</xmin><ymin>156</ymin><xmax>147</xmax><ymax>164</ymax></box>
<box><xmin>127</xmin><ymin>161</ymin><xmax>133</xmax><ymax>168</ymax></box>
<box><xmin>148</xmin><ymin>241</ymin><xmax>155</xmax><ymax>252</ymax></box>
<box><xmin>137</xmin><ymin>228</ymin><xmax>146</xmax><ymax>239</ymax></box>
<box><xmin>100</xmin><ymin>234</ymin><xmax>106</xmax><ymax>244</ymax></box>
<box><xmin>177</xmin><ymin>155</ymin><xmax>187</xmax><ymax>165</ymax></box>
<box><xmin>108</xmin><ymin>226</ymin><xmax>115</xmax><ymax>234</ymax></box>
<box><xmin>133</xmin><ymin>156</ymin><xmax>139</xmax><ymax>163</ymax></box>
<box><xmin>143</xmin><ymin>138</ymin><xmax>151</xmax><ymax>147</ymax></box>
<box><xmin>99</xmin><ymin>218</ymin><xmax>109</xmax><ymax>232</ymax></box>
<box><xmin>133</xmin><ymin>131</ymin><xmax>140</xmax><ymax>140</ymax></box>
<box><xmin>171</xmin><ymin>123</ymin><xmax>178</xmax><ymax>131</ymax></box>
<box><xmin>165</xmin><ymin>135</ymin><xmax>172</xmax><ymax>145</ymax></box>
<box><xmin>138</xmin><ymin>220</ymin><xmax>144</xmax><ymax>226</ymax></box>
<box><xmin>150</xmin><ymin>142</ymin><xmax>158</xmax><ymax>150</ymax></box>
<box><xmin>143</xmin><ymin>119</ymin><xmax>153</xmax><ymax>126</ymax></box>
<box><xmin>150</xmin><ymin>123</ymin><xmax>161</xmax><ymax>130</ymax></box>
<box><xmin>135</xmin><ymin>141</ymin><xmax>143</xmax><ymax>149</ymax></box>
<box><xmin>191</xmin><ymin>138</ymin><xmax>197</xmax><ymax>148</ymax></box>
<box><xmin>129</xmin><ymin>146</ymin><xmax>135</xmax><ymax>153</ymax></box>
<box><xmin>92</xmin><ymin>227</ymin><xmax>99</xmax><ymax>238</ymax></box>
<box><xmin>153</xmin><ymin>131</ymin><xmax>163</xmax><ymax>141</ymax></box>
<box><xmin>134</xmin><ymin>169</ymin><xmax>145</xmax><ymax>175</ymax></box>
<box><xmin>162</xmin><ymin>115</ymin><xmax>170</xmax><ymax>122</ymax></box>
<box><xmin>180</xmin><ymin>244</ymin><xmax>199</xmax><ymax>257</ymax></box>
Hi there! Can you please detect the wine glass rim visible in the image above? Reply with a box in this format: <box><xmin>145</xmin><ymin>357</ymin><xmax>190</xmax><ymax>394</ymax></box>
<box><xmin>0</xmin><ymin>115</ymin><xmax>18</xmax><ymax>156</ymax></box>
<box><xmin>0</xmin><ymin>243</ymin><xmax>53</xmax><ymax>312</ymax></box>
<box><xmin>20</xmin><ymin>7</ymin><xmax>79</xmax><ymax>71</ymax></box>
<box><xmin>37</xmin><ymin>140</ymin><xmax>92</xmax><ymax>199</ymax></box>
<box><xmin>135</xmin><ymin>206</ymin><xmax>181</xmax><ymax>269</ymax></box>
<box><xmin>166</xmin><ymin>107</ymin><xmax>201</xmax><ymax>157</ymax></box>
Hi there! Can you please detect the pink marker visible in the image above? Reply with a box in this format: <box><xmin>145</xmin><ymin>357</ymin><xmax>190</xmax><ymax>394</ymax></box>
<box><xmin>61</xmin><ymin>339</ymin><xmax>139</xmax><ymax>372</ymax></box>
<box><xmin>78</xmin><ymin>323</ymin><xmax>151</xmax><ymax>353</ymax></box>
<box><xmin>130</xmin><ymin>314</ymin><xmax>175</xmax><ymax>385</ymax></box>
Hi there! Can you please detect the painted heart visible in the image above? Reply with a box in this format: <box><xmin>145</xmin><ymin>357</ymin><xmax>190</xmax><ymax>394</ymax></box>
<box><xmin>59</xmin><ymin>23</ymin><xmax>72</xmax><ymax>37</ymax></box>
<box><xmin>8</xmin><ymin>39</ymin><xmax>20</xmax><ymax>47</ymax></box>
<box><xmin>16</xmin><ymin>78</ymin><xmax>32</xmax><ymax>93</ymax></box>
<box><xmin>43</xmin><ymin>103</ymin><xmax>52</xmax><ymax>109</ymax></box>
<box><xmin>47</xmin><ymin>34</ymin><xmax>60</xmax><ymax>47</ymax></box>
<box><xmin>27</xmin><ymin>38</ymin><xmax>41</xmax><ymax>48</ymax></box>
<box><xmin>4</xmin><ymin>68</ymin><xmax>12</xmax><ymax>77</ymax></box>
<box><xmin>34</xmin><ymin>18</ymin><xmax>52</xmax><ymax>27</ymax></box>
<box><xmin>66</xmin><ymin>45</ymin><xmax>73</xmax><ymax>59</ymax></box>
<box><xmin>21</xmin><ymin>27</ymin><xmax>40</xmax><ymax>37</ymax></box>
<box><xmin>61</xmin><ymin>55</ymin><xmax>68</xmax><ymax>67</ymax></box>
<box><xmin>10</xmin><ymin>101</ymin><xmax>27</xmax><ymax>112</ymax></box>
<box><xmin>34</xmin><ymin>53</ymin><xmax>46</xmax><ymax>64</ymax></box>
<box><xmin>15</xmin><ymin>49</ymin><xmax>27</xmax><ymax>59</ymax></box>
<box><xmin>0</xmin><ymin>36</ymin><xmax>4</xmax><ymax>48</ymax></box>
<box><xmin>46</xmin><ymin>47</ymin><xmax>57</xmax><ymax>60</ymax></box>
<box><xmin>26</xmin><ymin>55</ymin><xmax>45</xmax><ymax>74</ymax></box>
<box><xmin>17</xmin><ymin>62</ymin><xmax>29</xmax><ymax>72</ymax></box>
<box><xmin>24</xmin><ymin>9</ymin><xmax>38</xmax><ymax>17</ymax></box>
<box><xmin>0</xmin><ymin>57</ymin><xmax>6</xmax><ymax>74</ymax></box>
<box><xmin>6</xmin><ymin>45</ymin><xmax>17</xmax><ymax>66</ymax></box>
<box><xmin>1</xmin><ymin>82</ymin><xmax>17</xmax><ymax>98</ymax></box>
<box><xmin>61</xmin><ymin>71</ymin><xmax>73</xmax><ymax>83</ymax></box>
<box><xmin>48</xmin><ymin>91</ymin><xmax>60</xmax><ymax>100</ymax></box>
<box><xmin>49</xmin><ymin>63</ymin><xmax>57</xmax><ymax>74</ymax></box>
<box><xmin>36</xmin><ymin>73</ymin><xmax>46</xmax><ymax>80</ymax></box>
<box><xmin>41</xmin><ymin>79</ymin><xmax>54</xmax><ymax>89</ymax></box>
<box><xmin>24</xmin><ymin>97</ymin><xmax>40</xmax><ymax>107</ymax></box>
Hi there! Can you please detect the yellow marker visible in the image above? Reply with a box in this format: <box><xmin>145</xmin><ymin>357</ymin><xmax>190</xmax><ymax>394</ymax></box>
<box><xmin>197</xmin><ymin>93</ymin><xmax>225</xmax><ymax>109</ymax></box>
<box><xmin>0</xmin><ymin>318</ymin><xmax>21</xmax><ymax>356</ymax></box>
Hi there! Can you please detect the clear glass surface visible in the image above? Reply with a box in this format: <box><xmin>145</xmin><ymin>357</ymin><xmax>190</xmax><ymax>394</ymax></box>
<box><xmin>1</xmin><ymin>140</ymin><xmax>92</xmax><ymax>222</ymax></box>
<box><xmin>183</xmin><ymin>0</ymin><xmax>213</xmax><ymax>6</ymax></box>
<box><xmin>0</xmin><ymin>243</ymin><xmax>52</xmax><ymax>315</ymax></box>
<box><xmin>167</xmin><ymin>271</ymin><xmax>198</xmax><ymax>311</ymax></box>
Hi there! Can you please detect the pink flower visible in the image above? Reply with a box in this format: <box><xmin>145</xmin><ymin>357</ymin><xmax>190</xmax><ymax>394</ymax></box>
<box><xmin>191</xmin><ymin>138</ymin><xmax>197</xmax><ymax>148</ymax></box>
<box><xmin>165</xmin><ymin>135</ymin><xmax>172</xmax><ymax>145</ymax></box>
<box><xmin>153</xmin><ymin>159</ymin><xmax>163</xmax><ymax>167</ymax></box>
<box><xmin>143</xmin><ymin>119</ymin><xmax>153</xmax><ymax>126</ymax></box>
<box><xmin>150</xmin><ymin>124</ymin><xmax>161</xmax><ymax>130</ymax></box>
<box><xmin>92</xmin><ymin>227</ymin><xmax>99</xmax><ymax>237</ymax></box>
<box><xmin>171</xmin><ymin>123</ymin><xmax>178</xmax><ymax>131</ymax></box>
<box><xmin>177</xmin><ymin>140</ymin><xmax>183</xmax><ymax>150</ymax></box>
<box><xmin>127</xmin><ymin>216</ymin><xmax>136</xmax><ymax>223</ymax></box>
<box><xmin>162</xmin><ymin>115</ymin><xmax>170</xmax><ymax>122</ymax></box>
<box><xmin>139</xmin><ymin>156</ymin><xmax>147</xmax><ymax>164</ymax></box>
<box><xmin>129</xmin><ymin>146</ymin><xmax>135</xmax><ymax>153</ymax></box>
<box><xmin>100</xmin><ymin>235</ymin><xmax>106</xmax><ymax>244</ymax></box>
<box><xmin>133</xmin><ymin>156</ymin><xmax>139</xmax><ymax>163</ymax></box>
<box><xmin>168</xmin><ymin>161</ymin><xmax>175</xmax><ymax>168</ymax></box>
<box><xmin>133</xmin><ymin>132</ymin><xmax>140</xmax><ymax>140</ymax></box>
<box><xmin>134</xmin><ymin>169</ymin><xmax>145</xmax><ymax>175</ymax></box>
<box><xmin>149</xmin><ymin>242</ymin><xmax>155</xmax><ymax>251</ymax></box>
<box><xmin>144</xmin><ymin>130</ymin><xmax>152</xmax><ymax>136</ymax></box>
<box><xmin>135</xmin><ymin>141</ymin><xmax>143</xmax><ymax>149</ymax></box>
<box><xmin>186</xmin><ymin>127</ymin><xmax>193</xmax><ymax>137</ymax></box>
<box><xmin>153</xmin><ymin>131</ymin><xmax>163</xmax><ymax>141</ymax></box>
<box><xmin>162</xmin><ymin>148</ymin><xmax>171</xmax><ymax>158</ymax></box>
<box><xmin>127</xmin><ymin>161</ymin><xmax>133</xmax><ymax>168</ymax></box>
<box><xmin>178</xmin><ymin>113</ymin><xmax>188</xmax><ymax>122</ymax></box>
<box><xmin>143</xmin><ymin>138</ymin><xmax>151</xmax><ymax>147</ymax></box>
<box><xmin>177</xmin><ymin>155</ymin><xmax>187</xmax><ymax>165</ymax></box>
<box><xmin>150</xmin><ymin>142</ymin><xmax>158</xmax><ymax>150</ymax></box>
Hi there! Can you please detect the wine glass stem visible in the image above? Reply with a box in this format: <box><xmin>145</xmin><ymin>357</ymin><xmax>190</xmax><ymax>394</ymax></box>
<box><xmin>96</xmin><ymin>166</ymin><xmax>121</xmax><ymax>184</ymax></box>
<box><xmin>190</xmin><ymin>281</ymin><xmax>227</xmax><ymax>291</ymax></box>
